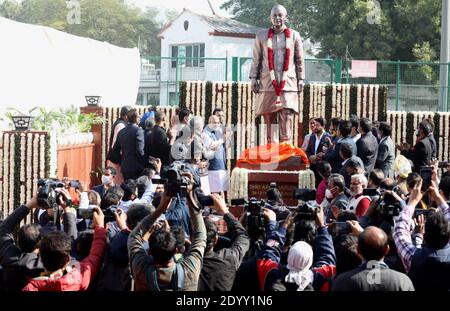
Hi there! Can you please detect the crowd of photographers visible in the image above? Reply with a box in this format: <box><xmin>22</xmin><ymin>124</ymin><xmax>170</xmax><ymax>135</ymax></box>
<box><xmin>1</xmin><ymin>108</ymin><xmax>450</xmax><ymax>291</ymax></box>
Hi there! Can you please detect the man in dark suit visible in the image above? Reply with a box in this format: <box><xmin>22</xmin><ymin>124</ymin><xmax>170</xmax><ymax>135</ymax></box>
<box><xmin>356</xmin><ymin>118</ymin><xmax>378</xmax><ymax>173</ymax></box>
<box><xmin>149</xmin><ymin>111</ymin><xmax>175</xmax><ymax>174</ymax></box>
<box><xmin>399</xmin><ymin>121</ymin><xmax>433</xmax><ymax>173</ymax></box>
<box><xmin>331</xmin><ymin>226</ymin><xmax>414</xmax><ymax>291</ymax></box>
<box><xmin>144</xmin><ymin>117</ymin><xmax>155</xmax><ymax>169</ymax></box>
<box><xmin>424</xmin><ymin>118</ymin><xmax>437</xmax><ymax>158</ymax></box>
<box><xmin>306</xmin><ymin>117</ymin><xmax>332</xmax><ymax>186</ymax></box>
<box><xmin>110</xmin><ymin>109</ymin><xmax>145</xmax><ymax>180</ymax></box>
<box><xmin>375</xmin><ymin>122</ymin><xmax>395</xmax><ymax>178</ymax></box>
<box><xmin>319</xmin><ymin>120</ymin><xmax>357</xmax><ymax>173</ymax></box>
<box><xmin>339</xmin><ymin>142</ymin><xmax>364</xmax><ymax>188</ymax></box>
<box><xmin>92</xmin><ymin>166</ymin><xmax>116</xmax><ymax>199</ymax></box>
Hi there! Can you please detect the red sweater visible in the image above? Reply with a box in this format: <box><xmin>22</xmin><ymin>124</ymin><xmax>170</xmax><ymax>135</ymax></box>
<box><xmin>23</xmin><ymin>227</ymin><xmax>107</xmax><ymax>291</ymax></box>
<box><xmin>355</xmin><ymin>195</ymin><xmax>371</xmax><ymax>218</ymax></box>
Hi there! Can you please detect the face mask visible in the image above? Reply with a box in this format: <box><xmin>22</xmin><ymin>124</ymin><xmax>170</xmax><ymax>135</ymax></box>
<box><xmin>101</xmin><ymin>175</ymin><xmax>111</xmax><ymax>185</ymax></box>
<box><xmin>325</xmin><ymin>188</ymin><xmax>334</xmax><ymax>199</ymax></box>
<box><xmin>350</xmin><ymin>190</ymin><xmax>360</xmax><ymax>197</ymax></box>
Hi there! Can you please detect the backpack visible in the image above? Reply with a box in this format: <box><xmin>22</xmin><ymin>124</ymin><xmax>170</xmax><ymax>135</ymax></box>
<box><xmin>146</xmin><ymin>259</ymin><xmax>185</xmax><ymax>291</ymax></box>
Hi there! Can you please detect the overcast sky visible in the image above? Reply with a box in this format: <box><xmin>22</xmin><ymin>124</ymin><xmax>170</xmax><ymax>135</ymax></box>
<box><xmin>127</xmin><ymin>0</ymin><xmax>232</xmax><ymax>22</ymax></box>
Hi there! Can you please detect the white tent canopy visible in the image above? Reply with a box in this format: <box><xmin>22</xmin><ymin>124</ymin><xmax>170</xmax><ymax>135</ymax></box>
<box><xmin>0</xmin><ymin>17</ymin><xmax>141</xmax><ymax>117</ymax></box>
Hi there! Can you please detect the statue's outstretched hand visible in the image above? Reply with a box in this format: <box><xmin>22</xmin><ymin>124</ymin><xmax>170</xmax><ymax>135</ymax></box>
<box><xmin>251</xmin><ymin>78</ymin><xmax>260</xmax><ymax>93</ymax></box>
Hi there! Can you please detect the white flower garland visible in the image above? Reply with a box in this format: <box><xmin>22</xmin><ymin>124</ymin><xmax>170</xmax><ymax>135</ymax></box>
<box><xmin>20</xmin><ymin>134</ymin><xmax>25</xmax><ymax>184</ymax></box>
<box><xmin>368</xmin><ymin>85</ymin><xmax>374</xmax><ymax>121</ymax></box>
<box><xmin>3</xmin><ymin>134</ymin><xmax>9</xmax><ymax>216</ymax></box>
<box><xmin>102</xmin><ymin>111</ymin><xmax>106</xmax><ymax>169</ymax></box>
<box><xmin>197</xmin><ymin>81</ymin><xmax>202</xmax><ymax>116</ymax></box>
<box><xmin>185</xmin><ymin>82</ymin><xmax>190</xmax><ymax>109</ymax></box>
<box><xmin>33</xmin><ymin>134</ymin><xmax>39</xmax><ymax>198</ymax></box>
<box><xmin>212</xmin><ymin>82</ymin><xmax>216</xmax><ymax>110</ymax></box>
<box><xmin>201</xmin><ymin>81</ymin><xmax>206</xmax><ymax>118</ymax></box>
<box><xmin>346</xmin><ymin>84</ymin><xmax>351</xmax><ymax>120</ymax></box>
<box><xmin>331</xmin><ymin>84</ymin><xmax>339</xmax><ymax>116</ymax></box>
<box><xmin>337</xmin><ymin>85</ymin><xmax>342</xmax><ymax>119</ymax></box>
<box><xmin>49</xmin><ymin>132</ymin><xmax>58</xmax><ymax>177</ymax></box>
<box><xmin>248</xmin><ymin>87</ymin><xmax>253</xmax><ymax>147</ymax></box>
<box><xmin>9</xmin><ymin>134</ymin><xmax>15</xmax><ymax>214</ymax></box>
<box><xmin>39</xmin><ymin>135</ymin><xmax>45</xmax><ymax>177</ymax></box>
<box><xmin>0</xmin><ymin>133</ymin><xmax>3</xmax><ymax>218</ymax></box>
<box><xmin>357</xmin><ymin>85</ymin><xmax>362</xmax><ymax>117</ymax></box>
<box><xmin>374</xmin><ymin>85</ymin><xmax>379</xmax><ymax>121</ymax></box>
<box><xmin>26</xmin><ymin>133</ymin><xmax>33</xmax><ymax>203</ymax></box>
<box><xmin>445</xmin><ymin>115</ymin><xmax>449</xmax><ymax>162</ymax></box>
<box><xmin>236</xmin><ymin>83</ymin><xmax>242</xmax><ymax>158</ymax></box>
<box><xmin>321</xmin><ymin>85</ymin><xmax>326</xmax><ymax>117</ymax></box>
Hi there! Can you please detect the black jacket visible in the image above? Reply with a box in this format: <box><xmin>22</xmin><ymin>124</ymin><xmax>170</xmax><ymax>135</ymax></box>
<box><xmin>198</xmin><ymin>213</ymin><xmax>250</xmax><ymax>291</ymax></box>
<box><xmin>111</xmin><ymin>123</ymin><xmax>145</xmax><ymax>174</ymax></box>
<box><xmin>408</xmin><ymin>244</ymin><xmax>450</xmax><ymax>291</ymax></box>
<box><xmin>401</xmin><ymin>136</ymin><xmax>433</xmax><ymax>173</ymax></box>
<box><xmin>428</xmin><ymin>133</ymin><xmax>437</xmax><ymax>158</ymax></box>
<box><xmin>144</xmin><ymin>129</ymin><xmax>152</xmax><ymax>168</ymax></box>
<box><xmin>92</xmin><ymin>184</ymin><xmax>106</xmax><ymax>199</ymax></box>
<box><xmin>306</xmin><ymin>132</ymin><xmax>333</xmax><ymax>158</ymax></box>
<box><xmin>97</xmin><ymin>230</ymin><xmax>132</xmax><ymax>291</ymax></box>
<box><xmin>325</xmin><ymin>136</ymin><xmax>357</xmax><ymax>173</ymax></box>
<box><xmin>149</xmin><ymin>125</ymin><xmax>172</xmax><ymax>166</ymax></box>
<box><xmin>0</xmin><ymin>205</ymin><xmax>44</xmax><ymax>291</ymax></box>
<box><xmin>356</xmin><ymin>131</ymin><xmax>379</xmax><ymax>173</ymax></box>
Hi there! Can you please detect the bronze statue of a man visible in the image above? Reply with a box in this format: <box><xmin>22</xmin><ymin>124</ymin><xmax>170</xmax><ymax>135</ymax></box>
<box><xmin>250</xmin><ymin>4</ymin><xmax>305</xmax><ymax>144</ymax></box>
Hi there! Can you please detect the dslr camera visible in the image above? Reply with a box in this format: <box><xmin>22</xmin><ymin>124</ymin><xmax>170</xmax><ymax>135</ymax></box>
<box><xmin>363</xmin><ymin>187</ymin><xmax>402</xmax><ymax>221</ymax></box>
<box><xmin>231</xmin><ymin>197</ymin><xmax>266</xmax><ymax>238</ymax></box>
<box><xmin>153</xmin><ymin>162</ymin><xmax>199</xmax><ymax>198</ymax></box>
<box><xmin>77</xmin><ymin>205</ymin><xmax>118</xmax><ymax>223</ymax></box>
<box><xmin>37</xmin><ymin>179</ymin><xmax>67</xmax><ymax>208</ymax></box>
<box><xmin>293</xmin><ymin>188</ymin><xmax>318</xmax><ymax>221</ymax></box>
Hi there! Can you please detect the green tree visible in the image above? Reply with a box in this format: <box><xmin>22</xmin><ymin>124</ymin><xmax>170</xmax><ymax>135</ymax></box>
<box><xmin>221</xmin><ymin>0</ymin><xmax>442</xmax><ymax>61</ymax></box>
<box><xmin>0</xmin><ymin>0</ymin><xmax>21</xmax><ymax>19</ymax></box>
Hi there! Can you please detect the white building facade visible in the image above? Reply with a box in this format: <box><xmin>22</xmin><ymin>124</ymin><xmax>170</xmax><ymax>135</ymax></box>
<box><xmin>156</xmin><ymin>9</ymin><xmax>263</xmax><ymax>106</ymax></box>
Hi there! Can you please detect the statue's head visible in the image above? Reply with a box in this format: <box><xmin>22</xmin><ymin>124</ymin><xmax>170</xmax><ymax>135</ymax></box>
<box><xmin>270</xmin><ymin>4</ymin><xmax>287</xmax><ymax>30</ymax></box>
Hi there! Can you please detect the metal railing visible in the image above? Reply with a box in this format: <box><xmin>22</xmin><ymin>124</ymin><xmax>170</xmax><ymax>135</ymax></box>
<box><xmin>138</xmin><ymin>56</ymin><xmax>450</xmax><ymax>111</ymax></box>
<box><xmin>345</xmin><ymin>60</ymin><xmax>450</xmax><ymax>112</ymax></box>
<box><xmin>142</xmin><ymin>56</ymin><xmax>228</xmax><ymax>106</ymax></box>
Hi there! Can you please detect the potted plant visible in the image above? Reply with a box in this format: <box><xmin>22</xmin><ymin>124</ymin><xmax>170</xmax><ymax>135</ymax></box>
<box><xmin>3</xmin><ymin>107</ymin><xmax>38</xmax><ymax>131</ymax></box>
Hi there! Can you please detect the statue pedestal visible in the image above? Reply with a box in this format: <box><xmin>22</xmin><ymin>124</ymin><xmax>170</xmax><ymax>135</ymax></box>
<box><xmin>230</xmin><ymin>161</ymin><xmax>315</xmax><ymax>208</ymax></box>
<box><xmin>237</xmin><ymin>156</ymin><xmax>308</xmax><ymax>171</ymax></box>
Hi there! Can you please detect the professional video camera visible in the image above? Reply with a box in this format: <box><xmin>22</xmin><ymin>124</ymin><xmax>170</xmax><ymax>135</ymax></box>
<box><xmin>37</xmin><ymin>179</ymin><xmax>67</xmax><ymax>209</ymax></box>
<box><xmin>152</xmin><ymin>161</ymin><xmax>200</xmax><ymax>198</ymax></box>
<box><xmin>363</xmin><ymin>187</ymin><xmax>402</xmax><ymax>222</ymax></box>
<box><xmin>231</xmin><ymin>197</ymin><xmax>265</xmax><ymax>238</ymax></box>
<box><xmin>77</xmin><ymin>204</ymin><xmax>118</xmax><ymax>223</ymax></box>
<box><xmin>293</xmin><ymin>188</ymin><xmax>318</xmax><ymax>221</ymax></box>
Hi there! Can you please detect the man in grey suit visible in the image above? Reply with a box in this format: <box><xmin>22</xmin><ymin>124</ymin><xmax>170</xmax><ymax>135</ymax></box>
<box><xmin>375</xmin><ymin>122</ymin><xmax>395</xmax><ymax>178</ymax></box>
<box><xmin>356</xmin><ymin>118</ymin><xmax>378</xmax><ymax>173</ymax></box>
<box><xmin>331</xmin><ymin>226</ymin><xmax>414</xmax><ymax>291</ymax></box>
